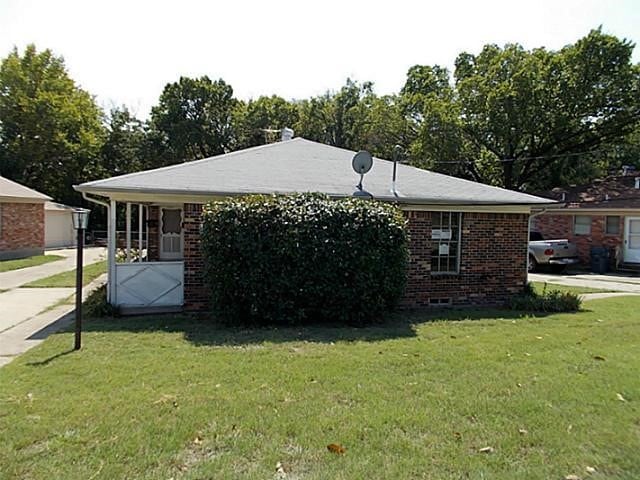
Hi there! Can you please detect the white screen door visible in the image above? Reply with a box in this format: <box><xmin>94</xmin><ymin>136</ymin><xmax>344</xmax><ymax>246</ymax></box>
<box><xmin>624</xmin><ymin>217</ymin><xmax>640</xmax><ymax>263</ymax></box>
<box><xmin>160</xmin><ymin>208</ymin><xmax>183</xmax><ymax>260</ymax></box>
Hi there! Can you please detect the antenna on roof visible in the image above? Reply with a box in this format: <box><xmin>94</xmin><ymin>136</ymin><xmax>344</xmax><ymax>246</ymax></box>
<box><xmin>352</xmin><ymin>150</ymin><xmax>373</xmax><ymax>198</ymax></box>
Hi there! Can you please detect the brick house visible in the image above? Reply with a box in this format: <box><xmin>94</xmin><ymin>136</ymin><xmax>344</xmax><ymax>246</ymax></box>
<box><xmin>532</xmin><ymin>173</ymin><xmax>640</xmax><ymax>271</ymax></box>
<box><xmin>0</xmin><ymin>176</ymin><xmax>50</xmax><ymax>260</ymax></box>
<box><xmin>75</xmin><ymin>137</ymin><xmax>553</xmax><ymax>313</ymax></box>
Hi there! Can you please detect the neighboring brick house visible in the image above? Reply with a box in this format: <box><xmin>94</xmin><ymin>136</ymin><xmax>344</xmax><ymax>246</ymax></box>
<box><xmin>0</xmin><ymin>176</ymin><xmax>51</xmax><ymax>260</ymax></box>
<box><xmin>532</xmin><ymin>173</ymin><xmax>640</xmax><ymax>271</ymax></box>
<box><xmin>75</xmin><ymin>136</ymin><xmax>553</xmax><ymax>314</ymax></box>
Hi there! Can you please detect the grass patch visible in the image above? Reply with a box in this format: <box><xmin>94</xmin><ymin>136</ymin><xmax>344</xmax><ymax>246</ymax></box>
<box><xmin>1</xmin><ymin>298</ymin><xmax>639</xmax><ymax>479</ymax></box>
<box><xmin>0</xmin><ymin>254</ymin><xmax>64</xmax><ymax>273</ymax></box>
<box><xmin>530</xmin><ymin>281</ymin><xmax>613</xmax><ymax>295</ymax></box>
<box><xmin>24</xmin><ymin>261</ymin><xmax>107</xmax><ymax>288</ymax></box>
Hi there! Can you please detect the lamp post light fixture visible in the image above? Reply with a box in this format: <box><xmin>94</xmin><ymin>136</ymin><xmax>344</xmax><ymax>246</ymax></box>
<box><xmin>71</xmin><ymin>208</ymin><xmax>90</xmax><ymax>350</ymax></box>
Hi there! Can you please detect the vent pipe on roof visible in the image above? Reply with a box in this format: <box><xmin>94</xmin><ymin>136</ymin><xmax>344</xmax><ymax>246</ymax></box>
<box><xmin>281</xmin><ymin>128</ymin><xmax>294</xmax><ymax>141</ymax></box>
<box><xmin>391</xmin><ymin>145</ymin><xmax>404</xmax><ymax>197</ymax></box>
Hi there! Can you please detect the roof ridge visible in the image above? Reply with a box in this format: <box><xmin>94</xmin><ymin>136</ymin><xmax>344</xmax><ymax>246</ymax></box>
<box><xmin>78</xmin><ymin>138</ymin><xmax>307</xmax><ymax>188</ymax></box>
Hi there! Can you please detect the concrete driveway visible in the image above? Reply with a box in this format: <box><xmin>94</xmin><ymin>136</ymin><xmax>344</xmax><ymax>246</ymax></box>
<box><xmin>529</xmin><ymin>271</ymin><xmax>640</xmax><ymax>294</ymax></box>
<box><xmin>0</xmin><ymin>247</ymin><xmax>106</xmax><ymax>367</ymax></box>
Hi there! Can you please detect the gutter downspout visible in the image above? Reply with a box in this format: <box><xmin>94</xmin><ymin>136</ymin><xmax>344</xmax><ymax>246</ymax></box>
<box><xmin>82</xmin><ymin>192</ymin><xmax>113</xmax><ymax>303</ymax></box>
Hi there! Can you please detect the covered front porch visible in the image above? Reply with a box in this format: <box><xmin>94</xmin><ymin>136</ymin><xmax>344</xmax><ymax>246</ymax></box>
<box><xmin>103</xmin><ymin>200</ymin><xmax>188</xmax><ymax>314</ymax></box>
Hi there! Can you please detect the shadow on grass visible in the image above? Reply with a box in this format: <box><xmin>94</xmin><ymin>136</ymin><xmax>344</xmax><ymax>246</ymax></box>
<box><xmin>80</xmin><ymin>307</ymin><xmax>556</xmax><ymax>347</ymax></box>
<box><xmin>26</xmin><ymin>348</ymin><xmax>75</xmax><ymax>366</ymax></box>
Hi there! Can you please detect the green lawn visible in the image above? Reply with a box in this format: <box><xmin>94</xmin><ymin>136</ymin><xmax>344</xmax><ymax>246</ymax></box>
<box><xmin>0</xmin><ymin>254</ymin><xmax>64</xmax><ymax>273</ymax></box>
<box><xmin>1</xmin><ymin>298</ymin><xmax>639</xmax><ymax>479</ymax></box>
<box><xmin>530</xmin><ymin>281</ymin><xmax>613</xmax><ymax>295</ymax></box>
<box><xmin>23</xmin><ymin>261</ymin><xmax>107</xmax><ymax>288</ymax></box>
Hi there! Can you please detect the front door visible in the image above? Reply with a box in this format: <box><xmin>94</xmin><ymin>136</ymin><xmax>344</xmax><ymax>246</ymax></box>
<box><xmin>160</xmin><ymin>207</ymin><xmax>183</xmax><ymax>260</ymax></box>
<box><xmin>624</xmin><ymin>217</ymin><xmax>640</xmax><ymax>263</ymax></box>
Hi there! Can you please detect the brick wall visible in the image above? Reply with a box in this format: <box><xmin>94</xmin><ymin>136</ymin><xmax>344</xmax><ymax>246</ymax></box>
<box><xmin>0</xmin><ymin>202</ymin><xmax>45</xmax><ymax>259</ymax></box>
<box><xmin>533</xmin><ymin>214</ymin><xmax>623</xmax><ymax>265</ymax></box>
<box><xmin>402</xmin><ymin>211</ymin><xmax>529</xmax><ymax>307</ymax></box>
<box><xmin>183</xmin><ymin>203</ymin><xmax>207</xmax><ymax>311</ymax></box>
<box><xmin>181</xmin><ymin>205</ymin><xmax>530</xmax><ymax>311</ymax></box>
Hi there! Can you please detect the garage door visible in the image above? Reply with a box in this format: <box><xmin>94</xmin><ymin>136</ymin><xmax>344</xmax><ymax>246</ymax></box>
<box><xmin>45</xmin><ymin>211</ymin><xmax>75</xmax><ymax>248</ymax></box>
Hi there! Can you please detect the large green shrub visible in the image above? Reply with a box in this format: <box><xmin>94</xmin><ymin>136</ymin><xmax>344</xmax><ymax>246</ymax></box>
<box><xmin>201</xmin><ymin>193</ymin><xmax>408</xmax><ymax>325</ymax></box>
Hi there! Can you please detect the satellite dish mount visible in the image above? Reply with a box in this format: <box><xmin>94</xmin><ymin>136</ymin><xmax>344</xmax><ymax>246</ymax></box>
<box><xmin>352</xmin><ymin>151</ymin><xmax>373</xmax><ymax>196</ymax></box>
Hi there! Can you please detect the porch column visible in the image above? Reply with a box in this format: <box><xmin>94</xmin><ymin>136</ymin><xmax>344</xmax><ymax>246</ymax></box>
<box><xmin>109</xmin><ymin>199</ymin><xmax>117</xmax><ymax>304</ymax></box>
<box><xmin>138</xmin><ymin>204</ymin><xmax>143</xmax><ymax>262</ymax></box>
<box><xmin>126</xmin><ymin>202</ymin><xmax>132</xmax><ymax>262</ymax></box>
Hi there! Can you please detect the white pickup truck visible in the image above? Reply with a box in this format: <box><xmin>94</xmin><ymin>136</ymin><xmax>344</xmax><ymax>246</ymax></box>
<box><xmin>528</xmin><ymin>231</ymin><xmax>580</xmax><ymax>273</ymax></box>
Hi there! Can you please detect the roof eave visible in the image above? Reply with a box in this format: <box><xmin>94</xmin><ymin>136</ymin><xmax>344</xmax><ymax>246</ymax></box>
<box><xmin>74</xmin><ymin>184</ymin><xmax>555</xmax><ymax>207</ymax></box>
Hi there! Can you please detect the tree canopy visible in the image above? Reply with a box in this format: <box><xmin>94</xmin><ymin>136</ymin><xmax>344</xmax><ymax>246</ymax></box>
<box><xmin>1</xmin><ymin>30</ymin><xmax>639</xmax><ymax>215</ymax></box>
<box><xmin>0</xmin><ymin>45</ymin><xmax>104</xmax><ymax>205</ymax></box>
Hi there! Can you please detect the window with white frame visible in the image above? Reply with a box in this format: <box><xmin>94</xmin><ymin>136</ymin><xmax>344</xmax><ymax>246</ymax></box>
<box><xmin>431</xmin><ymin>212</ymin><xmax>461</xmax><ymax>274</ymax></box>
<box><xmin>573</xmin><ymin>215</ymin><xmax>591</xmax><ymax>235</ymax></box>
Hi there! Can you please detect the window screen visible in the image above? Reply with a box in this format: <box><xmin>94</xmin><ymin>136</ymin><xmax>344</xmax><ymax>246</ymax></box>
<box><xmin>605</xmin><ymin>216</ymin><xmax>620</xmax><ymax>235</ymax></box>
<box><xmin>431</xmin><ymin>212</ymin><xmax>461</xmax><ymax>273</ymax></box>
<box><xmin>573</xmin><ymin>215</ymin><xmax>591</xmax><ymax>235</ymax></box>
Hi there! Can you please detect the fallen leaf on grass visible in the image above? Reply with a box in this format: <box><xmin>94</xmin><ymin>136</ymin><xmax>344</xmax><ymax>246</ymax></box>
<box><xmin>192</xmin><ymin>436</ymin><xmax>203</xmax><ymax>445</ymax></box>
<box><xmin>518</xmin><ymin>428</ymin><xmax>528</xmax><ymax>435</ymax></box>
<box><xmin>453</xmin><ymin>431</ymin><xmax>462</xmax><ymax>440</ymax></box>
<box><xmin>275</xmin><ymin>461</ymin><xmax>287</xmax><ymax>474</ymax></box>
<box><xmin>478</xmin><ymin>446</ymin><xmax>494</xmax><ymax>453</ymax></box>
<box><xmin>616</xmin><ymin>393</ymin><xmax>628</xmax><ymax>402</ymax></box>
<box><xmin>327</xmin><ymin>443</ymin><xmax>346</xmax><ymax>454</ymax></box>
<box><xmin>564</xmin><ymin>475</ymin><xmax>581</xmax><ymax>480</ymax></box>
<box><xmin>585</xmin><ymin>466</ymin><xmax>597</xmax><ymax>474</ymax></box>
<box><xmin>593</xmin><ymin>355</ymin><xmax>606</xmax><ymax>361</ymax></box>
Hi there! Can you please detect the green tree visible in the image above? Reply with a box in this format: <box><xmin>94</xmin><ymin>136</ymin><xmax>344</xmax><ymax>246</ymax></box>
<box><xmin>403</xmin><ymin>29</ymin><xmax>640</xmax><ymax>190</ymax></box>
<box><xmin>295</xmin><ymin>79</ymin><xmax>373</xmax><ymax>149</ymax></box>
<box><xmin>454</xmin><ymin>28</ymin><xmax>640</xmax><ymax>189</ymax></box>
<box><xmin>99</xmin><ymin>106</ymin><xmax>147</xmax><ymax>176</ymax></box>
<box><xmin>150</xmin><ymin>76</ymin><xmax>237</xmax><ymax>162</ymax></box>
<box><xmin>0</xmin><ymin>45</ymin><xmax>104</xmax><ymax>204</ymax></box>
<box><xmin>234</xmin><ymin>95</ymin><xmax>299</xmax><ymax>148</ymax></box>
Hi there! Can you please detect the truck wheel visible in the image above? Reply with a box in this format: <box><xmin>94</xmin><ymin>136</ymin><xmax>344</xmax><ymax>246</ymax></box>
<box><xmin>528</xmin><ymin>255</ymin><xmax>538</xmax><ymax>273</ymax></box>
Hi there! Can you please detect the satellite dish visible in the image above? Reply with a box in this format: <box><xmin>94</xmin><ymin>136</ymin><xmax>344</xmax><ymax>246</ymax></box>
<box><xmin>352</xmin><ymin>151</ymin><xmax>373</xmax><ymax>175</ymax></box>
<box><xmin>352</xmin><ymin>151</ymin><xmax>373</xmax><ymax>194</ymax></box>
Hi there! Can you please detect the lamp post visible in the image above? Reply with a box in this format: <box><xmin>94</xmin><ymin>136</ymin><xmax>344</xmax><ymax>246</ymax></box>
<box><xmin>71</xmin><ymin>208</ymin><xmax>90</xmax><ymax>350</ymax></box>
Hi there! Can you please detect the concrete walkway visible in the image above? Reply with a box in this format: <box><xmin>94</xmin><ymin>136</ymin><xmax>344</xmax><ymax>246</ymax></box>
<box><xmin>529</xmin><ymin>272</ymin><xmax>640</xmax><ymax>294</ymax></box>
<box><xmin>580</xmin><ymin>292</ymin><xmax>640</xmax><ymax>301</ymax></box>
<box><xmin>0</xmin><ymin>247</ymin><xmax>105</xmax><ymax>290</ymax></box>
<box><xmin>0</xmin><ymin>274</ymin><xmax>106</xmax><ymax>368</ymax></box>
<box><xmin>0</xmin><ymin>287</ymin><xmax>74</xmax><ymax>333</ymax></box>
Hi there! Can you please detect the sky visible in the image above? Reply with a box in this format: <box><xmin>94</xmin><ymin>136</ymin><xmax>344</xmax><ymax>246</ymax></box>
<box><xmin>1</xmin><ymin>0</ymin><xmax>639</xmax><ymax>119</ymax></box>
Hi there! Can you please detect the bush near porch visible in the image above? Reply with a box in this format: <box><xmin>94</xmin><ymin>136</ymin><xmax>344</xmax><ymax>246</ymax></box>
<box><xmin>201</xmin><ymin>193</ymin><xmax>409</xmax><ymax>326</ymax></box>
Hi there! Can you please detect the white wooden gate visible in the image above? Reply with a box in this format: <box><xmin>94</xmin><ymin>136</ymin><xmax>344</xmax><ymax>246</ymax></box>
<box><xmin>114</xmin><ymin>262</ymin><xmax>184</xmax><ymax>308</ymax></box>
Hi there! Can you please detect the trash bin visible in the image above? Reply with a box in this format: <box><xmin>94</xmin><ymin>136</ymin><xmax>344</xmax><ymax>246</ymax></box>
<box><xmin>590</xmin><ymin>246</ymin><xmax>609</xmax><ymax>274</ymax></box>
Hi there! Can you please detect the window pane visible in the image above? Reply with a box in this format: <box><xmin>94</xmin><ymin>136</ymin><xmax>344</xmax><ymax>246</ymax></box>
<box><xmin>605</xmin><ymin>216</ymin><xmax>620</xmax><ymax>235</ymax></box>
<box><xmin>162</xmin><ymin>209</ymin><xmax>181</xmax><ymax>234</ymax></box>
<box><xmin>431</xmin><ymin>212</ymin><xmax>461</xmax><ymax>273</ymax></box>
<box><xmin>574</xmin><ymin>215</ymin><xmax>591</xmax><ymax>235</ymax></box>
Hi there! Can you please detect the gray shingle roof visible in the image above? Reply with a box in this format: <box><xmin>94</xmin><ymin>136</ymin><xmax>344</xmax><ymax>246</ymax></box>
<box><xmin>0</xmin><ymin>176</ymin><xmax>51</xmax><ymax>202</ymax></box>
<box><xmin>76</xmin><ymin>138</ymin><xmax>553</xmax><ymax>205</ymax></box>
